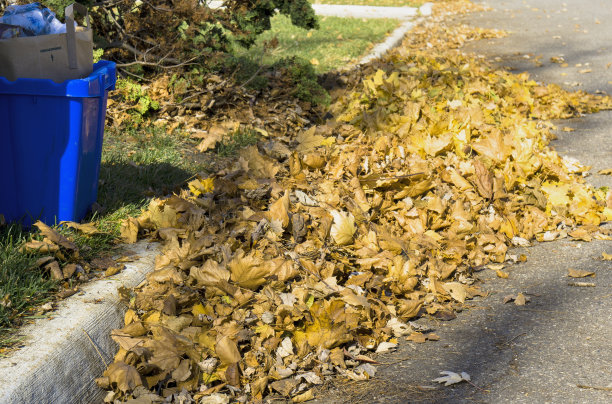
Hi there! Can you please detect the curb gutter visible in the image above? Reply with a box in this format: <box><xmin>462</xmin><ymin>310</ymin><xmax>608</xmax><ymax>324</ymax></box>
<box><xmin>0</xmin><ymin>242</ymin><xmax>160</xmax><ymax>404</ymax></box>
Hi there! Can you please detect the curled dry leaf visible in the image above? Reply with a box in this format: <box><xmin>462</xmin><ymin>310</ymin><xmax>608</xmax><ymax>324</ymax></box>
<box><xmin>102</xmin><ymin>362</ymin><xmax>143</xmax><ymax>393</ymax></box>
<box><xmin>34</xmin><ymin>221</ymin><xmax>78</xmax><ymax>252</ymax></box>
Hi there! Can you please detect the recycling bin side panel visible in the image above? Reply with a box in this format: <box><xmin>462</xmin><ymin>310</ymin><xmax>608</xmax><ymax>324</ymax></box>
<box><xmin>69</xmin><ymin>93</ymin><xmax>109</xmax><ymax>222</ymax></box>
<box><xmin>0</xmin><ymin>93</ymin><xmax>71</xmax><ymax>225</ymax></box>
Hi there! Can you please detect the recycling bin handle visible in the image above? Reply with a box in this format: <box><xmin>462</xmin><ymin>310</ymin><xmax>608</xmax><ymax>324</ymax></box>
<box><xmin>65</xmin><ymin>3</ymin><xmax>90</xmax><ymax>70</ymax></box>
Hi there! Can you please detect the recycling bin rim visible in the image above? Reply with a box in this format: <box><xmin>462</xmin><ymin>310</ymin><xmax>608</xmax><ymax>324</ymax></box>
<box><xmin>0</xmin><ymin>60</ymin><xmax>116</xmax><ymax>97</ymax></box>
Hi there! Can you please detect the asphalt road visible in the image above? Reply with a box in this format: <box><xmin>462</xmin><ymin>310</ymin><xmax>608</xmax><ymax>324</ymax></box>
<box><xmin>314</xmin><ymin>1</ymin><xmax>612</xmax><ymax>403</ymax></box>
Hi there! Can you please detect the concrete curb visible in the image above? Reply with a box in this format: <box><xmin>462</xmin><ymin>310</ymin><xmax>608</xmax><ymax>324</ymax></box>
<box><xmin>311</xmin><ymin>4</ymin><xmax>419</xmax><ymax>20</ymax></box>
<box><xmin>359</xmin><ymin>20</ymin><xmax>415</xmax><ymax>65</ymax></box>
<box><xmin>208</xmin><ymin>1</ymin><xmax>432</xmax><ymax>20</ymax></box>
<box><xmin>0</xmin><ymin>241</ymin><xmax>160</xmax><ymax>404</ymax></box>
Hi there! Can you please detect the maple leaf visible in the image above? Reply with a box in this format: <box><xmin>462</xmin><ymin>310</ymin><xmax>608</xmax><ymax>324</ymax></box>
<box><xmin>228</xmin><ymin>251</ymin><xmax>268</xmax><ymax>290</ymax></box>
<box><xmin>433</xmin><ymin>371</ymin><xmax>471</xmax><ymax>386</ymax></box>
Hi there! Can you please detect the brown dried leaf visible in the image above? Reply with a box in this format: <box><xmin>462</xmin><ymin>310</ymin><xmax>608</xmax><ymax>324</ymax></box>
<box><xmin>268</xmin><ymin>191</ymin><xmax>290</xmax><ymax>228</ymax></box>
<box><xmin>103</xmin><ymin>361</ymin><xmax>143</xmax><ymax>393</ymax></box>
<box><xmin>514</xmin><ymin>292</ymin><xmax>528</xmax><ymax>306</ymax></box>
<box><xmin>216</xmin><ymin>336</ymin><xmax>241</xmax><ymax>365</ymax></box>
<box><xmin>60</xmin><ymin>221</ymin><xmax>100</xmax><ymax>235</ymax></box>
<box><xmin>34</xmin><ymin>221</ymin><xmax>78</xmax><ymax>251</ymax></box>
<box><xmin>567</xmin><ymin>268</ymin><xmax>595</xmax><ymax>278</ymax></box>
<box><xmin>23</xmin><ymin>240</ymin><xmax>59</xmax><ymax>254</ymax></box>
<box><xmin>442</xmin><ymin>282</ymin><xmax>466</xmax><ymax>303</ymax></box>
<box><xmin>473</xmin><ymin>159</ymin><xmax>493</xmax><ymax>199</ymax></box>
<box><xmin>120</xmin><ymin>218</ymin><xmax>140</xmax><ymax>244</ymax></box>
<box><xmin>228</xmin><ymin>251</ymin><xmax>268</xmax><ymax>290</ymax></box>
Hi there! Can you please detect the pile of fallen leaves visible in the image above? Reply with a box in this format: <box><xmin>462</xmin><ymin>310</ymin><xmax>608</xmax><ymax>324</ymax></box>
<box><xmin>98</xmin><ymin>4</ymin><xmax>612</xmax><ymax>403</ymax></box>
<box><xmin>107</xmin><ymin>62</ymin><xmax>327</xmax><ymax>154</ymax></box>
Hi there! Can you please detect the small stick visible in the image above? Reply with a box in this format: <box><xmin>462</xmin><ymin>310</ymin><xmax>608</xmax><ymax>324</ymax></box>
<box><xmin>576</xmin><ymin>384</ymin><xmax>612</xmax><ymax>392</ymax></box>
<box><xmin>82</xmin><ymin>329</ymin><xmax>108</xmax><ymax>367</ymax></box>
<box><xmin>466</xmin><ymin>379</ymin><xmax>487</xmax><ymax>392</ymax></box>
<box><xmin>568</xmin><ymin>282</ymin><xmax>596</xmax><ymax>287</ymax></box>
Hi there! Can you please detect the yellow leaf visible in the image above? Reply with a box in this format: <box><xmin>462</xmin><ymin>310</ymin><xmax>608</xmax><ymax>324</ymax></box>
<box><xmin>188</xmin><ymin>177</ymin><xmax>215</xmax><ymax>196</ymax></box>
<box><xmin>310</xmin><ymin>58</ymin><xmax>319</xmax><ymax>66</ymax></box>
<box><xmin>496</xmin><ymin>269</ymin><xmax>509</xmax><ymax>279</ymax></box>
<box><xmin>514</xmin><ymin>292</ymin><xmax>527</xmax><ymax>306</ymax></box>
<box><xmin>192</xmin><ymin>303</ymin><xmax>206</xmax><ymax>316</ymax></box>
<box><xmin>597</xmin><ymin>168</ymin><xmax>612</xmax><ymax>175</ymax></box>
<box><xmin>603</xmin><ymin>252</ymin><xmax>612</xmax><ymax>261</ymax></box>
<box><xmin>240</xmin><ymin>146</ymin><xmax>279</xmax><ymax>179</ymax></box>
<box><xmin>119</xmin><ymin>218</ymin><xmax>139</xmax><ymax>244</ymax></box>
<box><xmin>296</xmin><ymin>126</ymin><xmax>333</xmax><ymax>152</ymax></box>
<box><xmin>472</xmin><ymin>130</ymin><xmax>512</xmax><ymax>162</ymax></box>
<box><xmin>60</xmin><ymin>221</ymin><xmax>100</xmax><ymax>235</ymax></box>
<box><xmin>292</xmin><ymin>389</ymin><xmax>314</xmax><ymax>403</ymax></box>
<box><xmin>103</xmin><ymin>362</ymin><xmax>143</xmax><ymax>393</ymax></box>
<box><xmin>216</xmin><ymin>335</ymin><xmax>241</xmax><ymax>365</ymax></box>
<box><xmin>190</xmin><ymin>260</ymin><xmax>231</xmax><ymax>294</ymax></box>
<box><xmin>143</xmin><ymin>311</ymin><xmax>160</xmax><ymax>324</ymax></box>
<box><xmin>267</xmin><ymin>191</ymin><xmax>290</xmax><ymax>228</ymax></box>
<box><xmin>330</xmin><ymin>210</ymin><xmax>356</xmax><ymax>246</ymax></box>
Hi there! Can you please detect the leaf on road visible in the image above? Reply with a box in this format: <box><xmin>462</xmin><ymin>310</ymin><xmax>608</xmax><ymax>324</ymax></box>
<box><xmin>568</xmin><ymin>268</ymin><xmax>595</xmax><ymax>278</ymax></box>
<box><xmin>433</xmin><ymin>370</ymin><xmax>471</xmax><ymax>386</ymax></box>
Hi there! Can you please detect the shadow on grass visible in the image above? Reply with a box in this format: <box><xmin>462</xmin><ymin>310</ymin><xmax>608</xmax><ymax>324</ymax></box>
<box><xmin>97</xmin><ymin>161</ymin><xmax>194</xmax><ymax>214</ymax></box>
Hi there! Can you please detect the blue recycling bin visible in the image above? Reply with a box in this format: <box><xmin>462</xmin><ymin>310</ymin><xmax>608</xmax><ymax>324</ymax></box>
<box><xmin>0</xmin><ymin>60</ymin><xmax>116</xmax><ymax>225</ymax></box>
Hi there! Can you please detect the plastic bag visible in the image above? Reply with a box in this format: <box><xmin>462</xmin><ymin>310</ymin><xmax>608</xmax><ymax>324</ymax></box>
<box><xmin>1</xmin><ymin>2</ymin><xmax>66</xmax><ymax>38</ymax></box>
<box><xmin>0</xmin><ymin>23</ymin><xmax>33</xmax><ymax>39</ymax></box>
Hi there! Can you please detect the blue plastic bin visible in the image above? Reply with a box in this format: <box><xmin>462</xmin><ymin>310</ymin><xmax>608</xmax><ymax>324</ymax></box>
<box><xmin>0</xmin><ymin>60</ymin><xmax>116</xmax><ymax>225</ymax></box>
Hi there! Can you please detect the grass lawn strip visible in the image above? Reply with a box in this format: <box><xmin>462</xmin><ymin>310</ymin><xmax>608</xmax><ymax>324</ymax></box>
<box><xmin>236</xmin><ymin>14</ymin><xmax>401</xmax><ymax>74</ymax></box>
<box><xmin>310</xmin><ymin>0</ymin><xmax>424</xmax><ymax>7</ymax></box>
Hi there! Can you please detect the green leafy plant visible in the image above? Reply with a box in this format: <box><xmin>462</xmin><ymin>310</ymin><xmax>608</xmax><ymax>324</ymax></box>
<box><xmin>275</xmin><ymin>57</ymin><xmax>330</xmax><ymax>106</ymax></box>
<box><xmin>116</xmin><ymin>79</ymin><xmax>160</xmax><ymax>116</ymax></box>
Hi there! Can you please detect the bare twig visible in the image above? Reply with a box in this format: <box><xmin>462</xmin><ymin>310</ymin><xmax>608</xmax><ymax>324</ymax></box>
<box><xmin>116</xmin><ymin>56</ymin><xmax>199</xmax><ymax>69</ymax></box>
<box><xmin>82</xmin><ymin>328</ymin><xmax>108</xmax><ymax>367</ymax></box>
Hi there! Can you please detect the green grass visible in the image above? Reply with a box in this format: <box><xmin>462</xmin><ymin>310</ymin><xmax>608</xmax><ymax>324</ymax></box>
<box><xmin>235</xmin><ymin>14</ymin><xmax>401</xmax><ymax>73</ymax></box>
<box><xmin>310</xmin><ymin>0</ymin><xmax>424</xmax><ymax>7</ymax></box>
<box><xmin>0</xmin><ymin>225</ymin><xmax>57</xmax><ymax>345</ymax></box>
<box><xmin>98</xmin><ymin>124</ymin><xmax>206</xmax><ymax>220</ymax></box>
<box><xmin>214</xmin><ymin>128</ymin><xmax>259</xmax><ymax>157</ymax></box>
